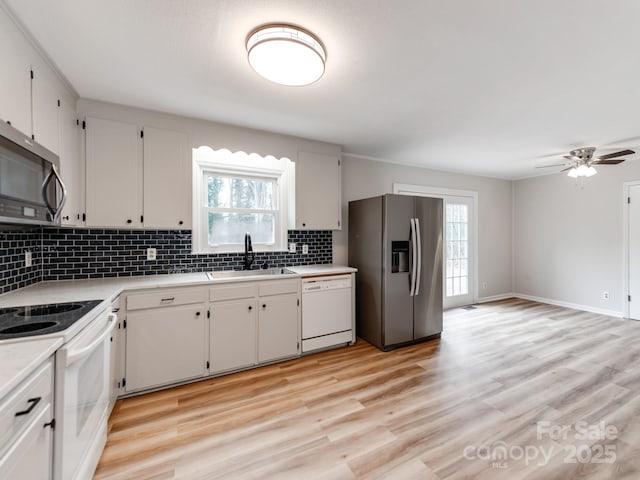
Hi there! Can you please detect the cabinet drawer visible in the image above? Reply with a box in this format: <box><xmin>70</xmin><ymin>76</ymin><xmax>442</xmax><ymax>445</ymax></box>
<box><xmin>210</xmin><ymin>284</ymin><xmax>258</xmax><ymax>302</ymax></box>
<box><xmin>0</xmin><ymin>359</ymin><xmax>53</xmax><ymax>456</ymax></box>
<box><xmin>259</xmin><ymin>279</ymin><xmax>300</xmax><ymax>297</ymax></box>
<box><xmin>127</xmin><ymin>288</ymin><xmax>206</xmax><ymax>310</ymax></box>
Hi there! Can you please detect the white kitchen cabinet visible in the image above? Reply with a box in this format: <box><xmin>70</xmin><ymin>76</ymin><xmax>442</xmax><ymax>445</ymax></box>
<box><xmin>58</xmin><ymin>98</ymin><xmax>84</xmax><ymax>225</ymax></box>
<box><xmin>31</xmin><ymin>66</ymin><xmax>60</xmax><ymax>155</ymax></box>
<box><xmin>143</xmin><ymin>126</ymin><xmax>191</xmax><ymax>229</ymax></box>
<box><xmin>85</xmin><ymin>116</ymin><xmax>142</xmax><ymax>228</ymax></box>
<box><xmin>0</xmin><ymin>404</ymin><xmax>52</xmax><ymax>480</ymax></box>
<box><xmin>296</xmin><ymin>151</ymin><xmax>342</xmax><ymax>230</ymax></box>
<box><xmin>210</xmin><ymin>298</ymin><xmax>257</xmax><ymax>372</ymax></box>
<box><xmin>0</xmin><ymin>11</ymin><xmax>32</xmax><ymax>136</ymax></box>
<box><xmin>258</xmin><ymin>293</ymin><xmax>300</xmax><ymax>362</ymax></box>
<box><xmin>0</xmin><ymin>358</ymin><xmax>54</xmax><ymax>480</ymax></box>
<box><xmin>257</xmin><ymin>279</ymin><xmax>301</xmax><ymax>362</ymax></box>
<box><xmin>125</xmin><ymin>303</ymin><xmax>207</xmax><ymax>392</ymax></box>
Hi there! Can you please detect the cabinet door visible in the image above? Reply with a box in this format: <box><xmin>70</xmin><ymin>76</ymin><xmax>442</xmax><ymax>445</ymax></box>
<box><xmin>210</xmin><ymin>299</ymin><xmax>257</xmax><ymax>373</ymax></box>
<box><xmin>258</xmin><ymin>293</ymin><xmax>300</xmax><ymax>363</ymax></box>
<box><xmin>0</xmin><ymin>12</ymin><xmax>32</xmax><ymax>135</ymax></box>
<box><xmin>296</xmin><ymin>152</ymin><xmax>341</xmax><ymax>230</ymax></box>
<box><xmin>143</xmin><ymin>126</ymin><xmax>190</xmax><ymax>229</ymax></box>
<box><xmin>85</xmin><ymin>117</ymin><xmax>142</xmax><ymax>227</ymax></box>
<box><xmin>58</xmin><ymin>99</ymin><xmax>83</xmax><ymax>225</ymax></box>
<box><xmin>125</xmin><ymin>305</ymin><xmax>207</xmax><ymax>392</ymax></box>
<box><xmin>31</xmin><ymin>67</ymin><xmax>60</xmax><ymax>155</ymax></box>
<box><xmin>0</xmin><ymin>404</ymin><xmax>52</xmax><ymax>480</ymax></box>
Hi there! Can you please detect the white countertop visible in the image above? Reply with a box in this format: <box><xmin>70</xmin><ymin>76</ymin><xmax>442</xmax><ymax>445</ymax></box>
<box><xmin>0</xmin><ymin>337</ymin><xmax>62</xmax><ymax>399</ymax></box>
<box><xmin>0</xmin><ymin>264</ymin><xmax>355</xmax><ymax>395</ymax></box>
<box><xmin>292</xmin><ymin>265</ymin><xmax>357</xmax><ymax>276</ymax></box>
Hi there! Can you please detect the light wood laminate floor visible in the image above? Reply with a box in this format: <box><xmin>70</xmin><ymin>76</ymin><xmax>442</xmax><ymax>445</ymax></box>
<box><xmin>94</xmin><ymin>299</ymin><xmax>640</xmax><ymax>479</ymax></box>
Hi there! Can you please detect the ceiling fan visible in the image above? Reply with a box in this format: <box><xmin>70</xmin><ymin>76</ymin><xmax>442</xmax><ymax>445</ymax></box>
<box><xmin>537</xmin><ymin>147</ymin><xmax>635</xmax><ymax>178</ymax></box>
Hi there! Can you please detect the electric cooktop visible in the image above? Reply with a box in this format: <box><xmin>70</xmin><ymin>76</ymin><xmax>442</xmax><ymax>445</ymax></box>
<box><xmin>0</xmin><ymin>300</ymin><xmax>102</xmax><ymax>341</ymax></box>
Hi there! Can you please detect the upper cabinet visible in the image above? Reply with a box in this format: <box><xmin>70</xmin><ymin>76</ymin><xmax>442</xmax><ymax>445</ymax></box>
<box><xmin>58</xmin><ymin>99</ymin><xmax>83</xmax><ymax>226</ymax></box>
<box><xmin>84</xmin><ymin>118</ymin><xmax>191</xmax><ymax>229</ymax></box>
<box><xmin>142</xmin><ymin>126</ymin><xmax>190</xmax><ymax>229</ymax></box>
<box><xmin>296</xmin><ymin>151</ymin><xmax>342</xmax><ymax>230</ymax></box>
<box><xmin>0</xmin><ymin>11</ymin><xmax>32</xmax><ymax>136</ymax></box>
<box><xmin>31</xmin><ymin>66</ymin><xmax>60</xmax><ymax>155</ymax></box>
<box><xmin>85</xmin><ymin>117</ymin><xmax>142</xmax><ymax>228</ymax></box>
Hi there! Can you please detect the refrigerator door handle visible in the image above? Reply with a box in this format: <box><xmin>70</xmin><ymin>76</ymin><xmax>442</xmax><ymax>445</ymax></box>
<box><xmin>409</xmin><ymin>218</ymin><xmax>417</xmax><ymax>296</ymax></box>
<box><xmin>415</xmin><ymin>217</ymin><xmax>422</xmax><ymax>295</ymax></box>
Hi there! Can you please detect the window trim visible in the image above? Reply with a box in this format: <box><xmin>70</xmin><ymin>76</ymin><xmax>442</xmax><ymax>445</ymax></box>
<box><xmin>192</xmin><ymin>148</ymin><xmax>294</xmax><ymax>254</ymax></box>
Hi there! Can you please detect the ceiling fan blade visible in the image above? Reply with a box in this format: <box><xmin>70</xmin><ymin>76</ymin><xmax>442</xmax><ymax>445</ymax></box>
<box><xmin>596</xmin><ymin>149</ymin><xmax>635</xmax><ymax>160</ymax></box>
<box><xmin>563</xmin><ymin>155</ymin><xmax>581</xmax><ymax>162</ymax></box>
<box><xmin>593</xmin><ymin>159</ymin><xmax>625</xmax><ymax>165</ymax></box>
<box><xmin>560</xmin><ymin>166</ymin><xmax>573</xmax><ymax>172</ymax></box>
<box><xmin>535</xmin><ymin>163</ymin><xmax>567</xmax><ymax>168</ymax></box>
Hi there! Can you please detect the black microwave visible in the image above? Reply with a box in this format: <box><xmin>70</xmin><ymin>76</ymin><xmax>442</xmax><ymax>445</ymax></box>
<box><xmin>0</xmin><ymin>121</ymin><xmax>66</xmax><ymax>226</ymax></box>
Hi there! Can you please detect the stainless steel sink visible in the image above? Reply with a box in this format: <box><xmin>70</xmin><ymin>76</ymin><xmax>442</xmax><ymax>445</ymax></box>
<box><xmin>206</xmin><ymin>268</ymin><xmax>296</xmax><ymax>280</ymax></box>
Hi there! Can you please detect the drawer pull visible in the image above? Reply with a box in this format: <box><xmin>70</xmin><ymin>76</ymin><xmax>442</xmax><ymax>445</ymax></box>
<box><xmin>160</xmin><ymin>297</ymin><xmax>175</xmax><ymax>302</ymax></box>
<box><xmin>248</xmin><ymin>305</ymin><xmax>253</xmax><ymax>311</ymax></box>
<box><xmin>15</xmin><ymin>397</ymin><xmax>41</xmax><ymax>417</ymax></box>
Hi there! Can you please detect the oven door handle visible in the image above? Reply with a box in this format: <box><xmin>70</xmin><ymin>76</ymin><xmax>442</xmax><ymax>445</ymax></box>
<box><xmin>64</xmin><ymin>313</ymin><xmax>117</xmax><ymax>368</ymax></box>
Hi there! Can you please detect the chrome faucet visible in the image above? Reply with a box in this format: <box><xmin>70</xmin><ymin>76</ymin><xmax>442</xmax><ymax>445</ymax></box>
<box><xmin>243</xmin><ymin>232</ymin><xmax>255</xmax><ymax>270</ymax></box>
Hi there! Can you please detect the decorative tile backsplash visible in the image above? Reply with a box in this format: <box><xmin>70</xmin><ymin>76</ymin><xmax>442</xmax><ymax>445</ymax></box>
<box><xmin>0</xmin><ymin>229</ymin><xmax>42</xmax><ymax>295</ymax></box>
<box><xmin>40</xmin><ymin>228</ymin><xmax>332</xmax><ymax>281</ymax></box>
<box><xmin>1</xmin><ymin>227</ymin><xmax>332</xmax><ymax>293</ymax></box>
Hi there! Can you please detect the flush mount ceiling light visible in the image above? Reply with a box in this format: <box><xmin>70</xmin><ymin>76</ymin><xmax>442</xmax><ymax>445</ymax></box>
<box><xmin>246</xmin><ymin>24</ymin><xmax>326</xmax><ymax>86</ymax></box>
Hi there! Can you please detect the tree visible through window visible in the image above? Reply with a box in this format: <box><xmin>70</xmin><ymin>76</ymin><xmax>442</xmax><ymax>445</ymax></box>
<box><xmin>205</xmin><ymin>173</ymin><xmax>277</xmax><ymax>246</ymax></box>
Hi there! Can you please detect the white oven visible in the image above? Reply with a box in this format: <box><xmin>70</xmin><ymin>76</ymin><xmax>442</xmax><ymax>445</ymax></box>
<box><xmin>54</xmin><ymin>307</ymin><xmax>117</xmax><ymax>480</ymax></box>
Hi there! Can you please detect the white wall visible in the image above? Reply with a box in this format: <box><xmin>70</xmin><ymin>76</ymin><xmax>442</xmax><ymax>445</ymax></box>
<box><xmin>334</xmin><ymin>155</ymin><xmax>513</xmax><ymax>300</ymax></box>
<box><xmin>513</xmin><ymin>162</ymin><xmax>640</xmax><ymax>316</ymax></box>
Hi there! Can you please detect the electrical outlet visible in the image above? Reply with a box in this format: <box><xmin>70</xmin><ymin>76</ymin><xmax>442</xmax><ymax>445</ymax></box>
<box><xmin>147</xmin><ymin>248</ymin><xmax>157</xmax><ymax>260</ymax></box>
<box><xmin>288</xmin><ymin>242</ymin><xmax>296</xmax><ymax>253</ymax></box>
<box><xmin>24</xmin><ymin>251</ymin><xmax>32</xmax><ymax>267</ymax></box>
<box><xmin>302</xmin><ymin>244</ymin><xmax>309</xmax><ymax>255</ymax></box>
<box><xmin>603</xmin><ymin>292</ymin><xmax>610</xmax><ymax>300</ymax></box>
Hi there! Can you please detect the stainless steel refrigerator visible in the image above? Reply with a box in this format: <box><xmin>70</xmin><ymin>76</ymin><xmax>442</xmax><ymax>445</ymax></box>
<box><xmin>348</xmin><ymin>194</ymin><xmax>443</xmax><ymax>350</ymax></box>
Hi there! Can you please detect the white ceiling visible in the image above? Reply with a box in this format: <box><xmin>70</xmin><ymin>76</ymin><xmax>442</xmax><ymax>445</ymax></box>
<box><xmin>5</xmin><ymin>0</ymin><xmax>640</xmax><ymax>179</ymax></box>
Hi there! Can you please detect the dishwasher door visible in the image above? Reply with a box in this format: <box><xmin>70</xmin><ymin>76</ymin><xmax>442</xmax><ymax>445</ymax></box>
<box><xmin>302</xmin><ymin>275</ymin><xmax>352</xmax><ymax>352</ymax></box>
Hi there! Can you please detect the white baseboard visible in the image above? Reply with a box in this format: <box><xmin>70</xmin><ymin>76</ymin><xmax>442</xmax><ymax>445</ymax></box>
<box><xmin>513</xmin><ymin>293</ymin><xmax>623</xmax><ymax>318</ymax></box>
<box><xmin>476</xmin><ymin>293</ymin><xmax>517</xmax><ymax>303</ymax></box>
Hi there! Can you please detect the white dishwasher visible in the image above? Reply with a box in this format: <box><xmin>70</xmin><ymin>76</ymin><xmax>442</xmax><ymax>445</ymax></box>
<box><xmin>302</xmin><ymin>274</ymin><xmax>354</xmax><ymax>353</ymax></box>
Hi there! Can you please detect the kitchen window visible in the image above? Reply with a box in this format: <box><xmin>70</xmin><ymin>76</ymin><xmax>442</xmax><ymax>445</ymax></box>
<box><xmin>192</xmin><ymin>147</ymin><xmax>294</xmax><ymax>253</ymax></box>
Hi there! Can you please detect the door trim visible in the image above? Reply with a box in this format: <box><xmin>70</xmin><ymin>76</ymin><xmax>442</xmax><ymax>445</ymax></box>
<box><xmin>393</xmin><ymin>183</ymin><xmax>478</xmax><ymax>306</ymax></box>
<box><xmin>623</xmin><ymin>181</ymin><xmax>640</xmax><ymax>319</ymax></box>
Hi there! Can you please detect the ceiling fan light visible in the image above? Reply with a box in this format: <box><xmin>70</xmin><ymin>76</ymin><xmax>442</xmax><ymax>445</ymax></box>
<box><xmin>567</xmin><ymin>168</ymin><xmax>579</xmax><ymax>178</ymax></box>
<box><xmin>585</xmin><ymin>166</ymin><xmax>597</xmax><ymax>177</ymax></box>
<box><xmin>575</xmin><ymin>164</ymin><xmax>589</xmax><ymax>176</ymax></box>
<box><xmin>246</xmin><ymin>24</ymin><xmax>326</xmax><ymax>86</ymax></box>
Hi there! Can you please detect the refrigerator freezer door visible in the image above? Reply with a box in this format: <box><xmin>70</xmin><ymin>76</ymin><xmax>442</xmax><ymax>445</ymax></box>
<box><xmin>383</xmin><ymin>195</ymin><xmax>415</xmax><ymax>346</ymax></box>
<box><xmin>413</xmin><ymin>197</ymin><xmax>444</xmax><ymax>339</ymax></box>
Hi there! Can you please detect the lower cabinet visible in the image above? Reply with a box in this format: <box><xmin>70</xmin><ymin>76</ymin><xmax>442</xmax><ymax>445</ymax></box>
<box><xmin>123</xmin><ymin>279</ymin><xmax>301</xmax><ymax>394</ymax></box>
<box><xmin>0</xmin><ymin>358</ymin><xmax>54</xmax><ymax>480</ymax></box>
<box><xmin>258</xmin><ymin>293</ymin><xmax>300</xmax><ymax>363</ymax></box>
<box><xmin>125</xmin><ymin>303</ymin><xmax>208</xmax><ymax>393</ymax></box>
<box><xmin>210</xmin><ymin>298</ymin><xmax>257</xmax><ymax>373</ymax></box>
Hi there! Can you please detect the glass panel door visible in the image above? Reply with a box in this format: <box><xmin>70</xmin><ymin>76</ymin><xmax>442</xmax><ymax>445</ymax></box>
<box><xmin>443</xmin><ymin>196</ymin><xmax>474</xmax><ymax>309</ymax></box>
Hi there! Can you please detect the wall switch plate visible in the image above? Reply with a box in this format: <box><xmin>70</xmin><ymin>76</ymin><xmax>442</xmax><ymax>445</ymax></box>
<box><xmin>603</xmin><ymin>292</ymin><xmax>610</xmax><ymax>300</ymax></box>
<box><xmin>482</xmin><ymin>282</ymin><xmax>487</xmax><ymax>290</ymax></box>
<box><xmin>24</xmin><ymin>251</ymin><xmax>32</xmax><ymax>267</ymax></box>
<box><xmin>288</xmin><ymin>242</ymin><xmax>296</xmax><ymax>253</ymax></box>
<box><xmin>147</xmin><ymin>248</ymin><xmax>157</xmax><ymax>260</ymax></box>
<box><xmin>302</xmin><ymin>244</ymin><xmax>309</xmax><ymax>255</ymax></box>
